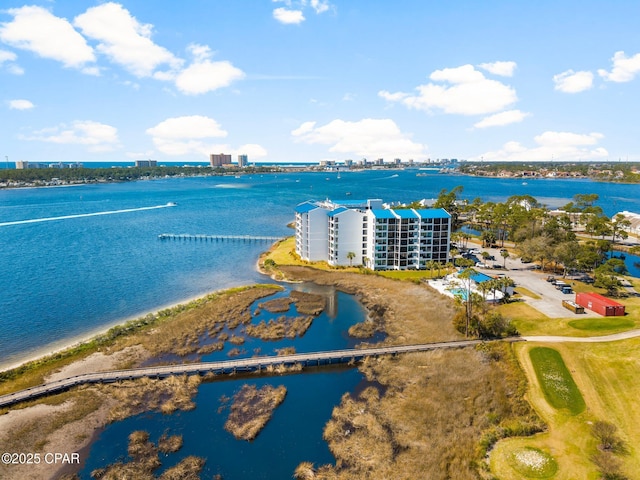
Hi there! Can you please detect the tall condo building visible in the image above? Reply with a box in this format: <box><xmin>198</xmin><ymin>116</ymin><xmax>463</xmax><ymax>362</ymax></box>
<box><xmin>237</xmin><ymin>154</ymin><xmax>248</xmax><ymax>167</ymax></box>
<box><xmin>295</xmin><ymin>199</ymin><xmax>451</xmax><ymax>270</ymax></box>
<box><xmin>210</xmin><ymin>153</ymin><xmax>232</xmax><ymax>167</ymax></box>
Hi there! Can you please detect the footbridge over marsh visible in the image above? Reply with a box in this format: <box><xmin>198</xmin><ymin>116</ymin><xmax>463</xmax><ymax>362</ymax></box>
<box><xmin>0</xmin><ymin>339</ymin><xmax>523</xmax><ymax>409</ymax></box>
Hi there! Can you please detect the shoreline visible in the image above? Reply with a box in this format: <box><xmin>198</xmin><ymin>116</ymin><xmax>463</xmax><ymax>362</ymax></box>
<box><xmin>0</xmin><ymin>282</ymin><xmax>260</xmax><ymax>374</ymax></box>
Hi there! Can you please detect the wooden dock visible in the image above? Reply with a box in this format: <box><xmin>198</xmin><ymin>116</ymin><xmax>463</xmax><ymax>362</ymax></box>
<box><xmin>158</xmin><ymin>233</ymin><xmax>284</xmax><ymax>242</ymax></box>
<box><xmin>0</xmin><ymin>339</ymin><xmax>522</xmax><ymax>408</ymax></box>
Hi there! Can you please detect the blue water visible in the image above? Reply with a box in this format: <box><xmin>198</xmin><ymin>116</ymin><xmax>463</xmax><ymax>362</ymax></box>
<box><xmin>80</xmin><ymin>285</ymin><xmax>367</xmax><ymax>479</ymax></box>
<box><xmin>80</xmin><ymin>369</ymin><xmax>364</xmax><ymax>479</ymax></box>
<box><xmin>1</xmin><ymin>171</ymin><xmax>639</xmax><ymax>478</ymax></box>
<box><xmin>1</xmin><ymin>171</ymin><xmax>639</xmax><ymax>369</ymax></box>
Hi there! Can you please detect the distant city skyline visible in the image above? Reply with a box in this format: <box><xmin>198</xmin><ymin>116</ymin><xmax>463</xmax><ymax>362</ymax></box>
<box><xmin>1</xmin><ymin>1</ymin><xmax>639</xmax><ymax>163</ymax></box>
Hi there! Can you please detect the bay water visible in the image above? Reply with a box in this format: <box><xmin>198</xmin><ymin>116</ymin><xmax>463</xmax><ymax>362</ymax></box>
<box><xmin>2</xmin><ymin>170</ymin><xmax>639</xmax><ymax>478</ymax></box>
<box><xmin>1</xmin><ymin>171</ymin><xmax>639</xmax><ymax>368</ymax></box>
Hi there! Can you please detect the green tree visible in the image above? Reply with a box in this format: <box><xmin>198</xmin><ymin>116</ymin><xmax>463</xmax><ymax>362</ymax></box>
<box><xmin>500</xmin><ymin>249</ymin><xmax>510</xmax><ymax>268</ymax></box>
<box><xmin>610</xmin><ymin>214</ymin><xmax>631</xmax><ymax>246</ymax></box>
<box><xmin>457</xmin><ymin>267</ymin><xmax>477</xmax><ymax>337</ymax></box>
<box><xmin>346</xmin><ymin>251</ymin><xmax>356</xmax><ymax>266</ymax></box>
<box><xmin>434</xmin><ymin>185</ymin><xmax>464</xmax><ymax>229</ymax></box>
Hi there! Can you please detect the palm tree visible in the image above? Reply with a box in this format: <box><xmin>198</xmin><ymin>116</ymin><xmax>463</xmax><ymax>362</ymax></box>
<box><xmin>501</xmin><ymin>249</ymin><xmax>510</xmax><ymax>268</ymax></box>
<box><xmin>457</xmin><ymin>267</ymin><xmax>477</xmax><ymax>337</ymax></box>
<box><xmin>425</xmin><ymin>260</ymin><xmax>437</xmax><ymax>279</ymax></box>
<box><xmin>346</xmin><ymin>251</ymin><xmax>356</xmax><ymax>266</ymax></box>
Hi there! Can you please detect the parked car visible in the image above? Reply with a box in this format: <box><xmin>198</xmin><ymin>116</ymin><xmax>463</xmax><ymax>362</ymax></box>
<box><xmin>475</xmin><ymin>262</ymin><xmax>488</xmax><ymax>268</ymax></box>
<box><xmin>561</xmin><ymin>286</ymin><xmax>573</xmax><ymax>294</ymax></box>
<box><xmin>546</xmin><ymin>276</ymin><xmax>556</xmax><ymax>283</ymax></box>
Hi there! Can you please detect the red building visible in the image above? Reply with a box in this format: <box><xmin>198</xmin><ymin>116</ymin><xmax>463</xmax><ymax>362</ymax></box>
<box><xmin>575</xmin><ymin>292</ymin><xmax>625</xmax><ymax>316</ymax></box>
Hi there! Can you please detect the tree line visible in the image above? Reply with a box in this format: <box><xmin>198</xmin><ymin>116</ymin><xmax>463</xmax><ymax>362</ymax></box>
<box><xmin>435</xmin><ymin>186</ymin><xmax>637</xmax><ymax>297</ymax></box>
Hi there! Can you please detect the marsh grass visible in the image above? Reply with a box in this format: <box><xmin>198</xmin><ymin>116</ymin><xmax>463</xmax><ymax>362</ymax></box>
<box><xmin>90</xmin><ymin>429</ymin><xmax>203</xmax><ymax>480</ymax></box>
<box><xmin>245</xmin><ymin>316</ymin><xmax>314</xmax><ymax>340</ymax></box>
<box><xmin>100</xmin><ymin>374</ymin><xmax>201</xmax><ymax>422</ymax></box>
<box><xmin>0</xmin><ymin>285</ymin><xmax>282</xmax><ymax>396</ymax></box>
<box><xmin>529</xmin><ymin>347</ymin><xmax>586</xmax><ymax>415</ymax></box>
<box><xmin>158</xmin><ymin>432</ymin><xmax>183</xmax><ymax>454</ymax></box>
<box><xmin>139</xmin><ymin>286</ymin><xmax>281</xmax><ymax>357</ymax></box>
<box><xmin>223</xmin><ymin>384</ymin><xmax>287</xmax><ymax>441</ymax></box>
<box><xmin>290</xmin><ymin>291</ymin><xmax>326</xmax><ymax>315</ymax></box>
<box><xmin>275</xmin><ymin>347</ymin><xmax>297</xmax><ymax>356</ymax></box>
<box><xmin>310</xmin><ymin>344</ymin><xmax>542</xmax><ymax>480</ymax></box>
<box><xmin>259</xmin><ymin>297</ymin><xmax>294</xmax><ymax>313</ymax></box>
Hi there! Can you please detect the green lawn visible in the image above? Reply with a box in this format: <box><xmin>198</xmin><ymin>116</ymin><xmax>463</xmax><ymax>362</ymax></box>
<box><xmin>568</xmin><ymin>317</ymin><xmax>635</xmax><ymax>331</ymax></box>
<box><xmin>529</xmin><ymin>347</ymin><xmax>585</xmax><ymax>415</ymax></box>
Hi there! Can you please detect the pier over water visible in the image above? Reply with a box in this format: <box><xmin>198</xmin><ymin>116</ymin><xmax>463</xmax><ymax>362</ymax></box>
<box><xmin>158</xmin><ymin>233</ymin><xmax>285</xmax><ymax>242</ymax></box>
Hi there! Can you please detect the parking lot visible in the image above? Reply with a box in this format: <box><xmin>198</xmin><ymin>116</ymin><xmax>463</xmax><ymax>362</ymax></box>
<box><xmin>468</xmin><ymin>244</ymin><xmax>603</xmax><ymax>319</ymax></box>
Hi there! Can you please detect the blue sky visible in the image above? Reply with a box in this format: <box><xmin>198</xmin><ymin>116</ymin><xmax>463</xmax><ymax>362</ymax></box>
<box><xmin>1</xmin><ymin>1</ymin><xmax>639</xmax><ymax>163</ymax></box>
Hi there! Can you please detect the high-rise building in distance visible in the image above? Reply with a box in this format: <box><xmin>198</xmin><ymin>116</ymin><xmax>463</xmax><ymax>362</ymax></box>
<box><xmin>210</xmin><ymin>153</ymin><xmax>232</xmax><ymax>167</ymax></box>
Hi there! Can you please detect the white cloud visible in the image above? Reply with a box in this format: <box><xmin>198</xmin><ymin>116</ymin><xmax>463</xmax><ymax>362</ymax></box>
<box><xmin>146</xmin><ymin>115</ymin><xmax>266</xmax><ymax>158</ymax></box>
<box><xmin>379</xmin><ymin>64</ymin><xmax>517</xmax><ymax>115</ymax></box>
<box><xmin>146</xmin><ymin>115</ymin><xmax>227</xmax><ymax>140</ymax></box>
<box><xmin>0</xmin><ymin>6</ymin><xmax>95</xmax><ymax>69</ymax></box>
<box><xmin>473</xmin><ymin>110</ymin><xmax>530</xmax><ymax>129</ymax></box>
<box><xmin>8</xmin><ymin>99</ymin><xmax>34</xmax><ymax>110</ymax></box>
<box><xmin>126</xmin><ymin>150</ymin><xmax>154</xmax><ymax>159</ymax></box>
<box><xmin>21</xmin><ymin>120</ymin><xmax>119</xmax><ymax>152</ymax></box>
<box><xmin>292</xmin><ymin>118</ymin><xmax>428</xmax><ymax>159</ymax></box>
<box><xmin>0</xmin><ymin>49</ymin><xmax>17</xmax><ymax>63</ymax></box>
<box><xmin>174</xmin><ymin>44</ymin><xmax>245</xmax><ymax>95</ymax></box>
<box><xmin>478</xmin><ymin>61</ymin><xmax>517</xmax><ymax>77</ymax></box>
<box><xmin>74</xmin><ymin>2</ymin><xmax>182</xmax><ymax>78</ymax></box>
<box><xmin>7</xmin><ymin>64</ymin><xmax>24</xmax><ymax>75</ymax></box>
<box><xmin>237</xmin><ymin>144</ymin><xmax>268</xmax><ymax>158</ymax></box>
<box><xmin>310</xmin><ymin>0</ymin><xmax>330</xmax><ymax>14</ymax></box>
<box><xmin>598</xmin><ymin>51</ymin><xmax>640</xmax><ymax>83</ymax></box>
<box><xmin>553</xmin><ymin>69</ymin><xmax>594</xmax><ymax>93</ymax></box>
<box><xmin>273</xmin><ymin>8</ymin><xmax>305</xmax><ymax>24</ymax></box>
<box><xmin>476</xmin><ymin>131</ymin><xmax>607</xmax><ymax>162</ymax></box>
<box><xmin>0</xmin><ymin>49</ymin><xmax>23</xmax><ymax>74</ymax></box>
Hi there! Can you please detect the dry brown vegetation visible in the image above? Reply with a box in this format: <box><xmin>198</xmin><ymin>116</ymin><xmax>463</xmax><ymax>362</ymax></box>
<box><xmin>158</xmin><ymin>432</ymin><xmax>183</xmax><ymax>454</ymax></box>
<box><xmin>275</xmin><ymin>346</ymin><xmax>297</xmax><ymax>356</ymax></box>
<box><xmin>290</xmin><ymin>290</ymin><xmax>326</xmax><ymax>315</ymax></box>
<box><xmin>259</xmin><ymin>297</ymin><xmax>294</xmax><ymax>312</ymax></box>
<box><xmin>90</xmin><ymin>429</ymin><xmax>203</xmax><ymax>480</ymax></box>
<box><xmin>223</xmin><ymin>384</ymin><xmax>287</xmax><ymax>441</ymax></box>
<box><xmin>135</xmin><ymin>286</ymin><xmax>282</xmax><ymax>357</ymax></box>
<box><xmin>302</xmin><ymin>345</ymin><xmax>542</xmax><ymax>480</ymax></box>
<box><xmin>99</xmin><ymin>374</ymin><xmax>201</xmax><ymax>422</ymax></box>
<box><xmin>277</xmin><ymin>267</ymin><xmax>540</xmax><ymax>479</ymax></box>
<box><xmin>278</xmin><ymin>266</ymin><xmax>460</xmax><ymax>344</ymax></box>
<box><xmin>245</xmin><ymin>315</ymin><xmax>314</xmax><ymax>340</ymax></box>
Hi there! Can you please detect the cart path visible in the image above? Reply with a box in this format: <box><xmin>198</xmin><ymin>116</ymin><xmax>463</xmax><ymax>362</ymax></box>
<box><xmin>523</xmin><ymin>328</ymin><xmax>640</xmax><ymax>343</ymax></box>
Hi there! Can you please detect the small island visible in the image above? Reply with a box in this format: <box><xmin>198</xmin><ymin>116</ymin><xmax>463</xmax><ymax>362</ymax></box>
<box><xmin>223</xmin><ymin>384</ymin><xmax>287</xmax><ymax>441</ymax></box>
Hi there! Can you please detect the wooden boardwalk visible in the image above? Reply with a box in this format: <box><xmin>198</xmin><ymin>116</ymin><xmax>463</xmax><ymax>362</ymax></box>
<box><xmin>0</xmin><ymin>339</ymin><xmax>522</xmax><ymax>408</ymax></box>
<box><xmin>158</xmin><ymin>233</ymin><xmax>284</xmax><ymax>242</ymax></box>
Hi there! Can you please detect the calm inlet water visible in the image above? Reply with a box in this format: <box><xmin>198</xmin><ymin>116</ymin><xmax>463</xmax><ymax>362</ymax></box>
<box><xmin>80</xmin><ymin>284</ymin><xmax>367</xmax><ymax>479</ymax></box>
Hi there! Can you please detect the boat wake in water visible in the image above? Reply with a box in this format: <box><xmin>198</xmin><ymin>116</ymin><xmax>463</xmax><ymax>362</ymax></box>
<box><xmin>0</xmin><ymin>204</ymin><xmax>176</xmax><ymax>227</ymax></box>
